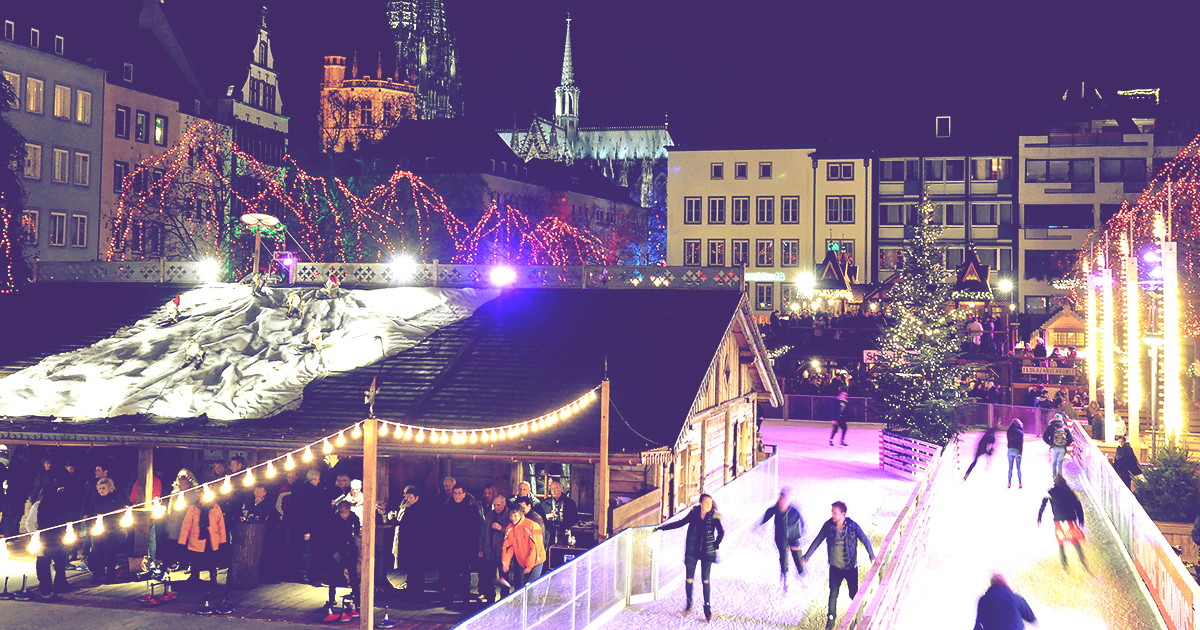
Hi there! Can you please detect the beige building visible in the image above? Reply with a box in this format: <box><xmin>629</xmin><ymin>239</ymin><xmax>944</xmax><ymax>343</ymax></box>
<box><xmin>321</xmin><ymin>54</ymin><xmax>418</xmax><ymax>152</ymax></box>
<box><xmin>667</xmin><ymin>146</ymin><xmax>873</xmax><ymax>319</ymax></box>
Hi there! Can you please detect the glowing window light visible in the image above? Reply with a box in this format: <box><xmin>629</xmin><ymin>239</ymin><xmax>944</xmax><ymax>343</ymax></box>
<box><xmin>490</xmin><ymin>266</ymin><xmax>517</xmax><ymax>287</ymax></box>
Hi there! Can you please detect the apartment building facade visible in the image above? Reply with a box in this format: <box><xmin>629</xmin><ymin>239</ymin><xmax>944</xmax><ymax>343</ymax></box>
<box><xmin>812</xmin><ymin>151</ymin><xmax>873</xmax><ymax>284</ymax></box>
<box><xmin>2</xmin><ymin>28</ymin><xmax>104</xmax><ymax>263</ymax></box>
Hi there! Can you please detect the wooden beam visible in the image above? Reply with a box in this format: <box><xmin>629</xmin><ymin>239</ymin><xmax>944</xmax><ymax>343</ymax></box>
<box><xmin>133</xmin><ymin>447</ymin><xmax>154</xmax><ymax>560</ymax></box>
<box><xmin>595</xmin><ymin>378</ymin><xmax>610</xmax><ymax>541</ymax></box>
<box><xmin>360</xmin><ymin>418</ymin><xmax>377</xmax><ymax>629</ymax></box>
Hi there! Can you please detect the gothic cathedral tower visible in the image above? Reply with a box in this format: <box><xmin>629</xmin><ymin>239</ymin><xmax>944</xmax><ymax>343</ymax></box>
<box><xmin>554</xmin><ymin>15</ymin><xmax>580</xmax><ymax>152</ymax></box>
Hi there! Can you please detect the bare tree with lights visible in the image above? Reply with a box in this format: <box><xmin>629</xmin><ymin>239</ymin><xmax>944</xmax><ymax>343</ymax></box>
<box><xmin>873</xmin><ymin>191</ymin><xmax>975</xmax><ymax>446</ymax></box>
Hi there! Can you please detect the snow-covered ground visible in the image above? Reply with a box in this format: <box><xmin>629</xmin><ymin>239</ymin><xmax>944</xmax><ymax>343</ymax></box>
<box><xmin>0</xmin><ymin>285</ymin><xmax>499</xmax><ymax>421</ymax></box>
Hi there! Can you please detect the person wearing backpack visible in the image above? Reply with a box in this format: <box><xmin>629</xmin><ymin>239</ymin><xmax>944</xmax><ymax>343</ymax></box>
<box><xmin>1042</xmin><ymin>418</ymin><xmax>1073</xmax><ymax>478</ymax></box>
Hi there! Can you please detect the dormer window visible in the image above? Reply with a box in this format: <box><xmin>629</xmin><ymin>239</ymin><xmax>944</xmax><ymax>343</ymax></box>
<box><xmin>123</xmin><ymin>63</ymin><xmax>133</xmax><ymax>83</ymax></box>
<box><xmin>4</xmin><ymin>21</ymin><xmax>13</xmax><ymax>42</ymax></box>
<box><xmin>54</xmin><ymin>35</ymin><xmax>63</xmax><ymax>56</ymax></box>
<box><xmin>30</xmin><ymin>28</ymin><xmax>39</xmax><ymax>49</ymax></box>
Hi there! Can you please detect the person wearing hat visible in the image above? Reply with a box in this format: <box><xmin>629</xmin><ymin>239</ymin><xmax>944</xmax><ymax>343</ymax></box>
<box><xmin>830</xmin><ymin>391</ymin><xmax>851</xmax><ymax>447</ymax></box>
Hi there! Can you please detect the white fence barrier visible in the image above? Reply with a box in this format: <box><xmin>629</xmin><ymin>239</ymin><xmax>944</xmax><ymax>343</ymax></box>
<box><xmin>879</xmin><ymin>431</ymin><xmax>940</xmax><ymax>476</ymax></box>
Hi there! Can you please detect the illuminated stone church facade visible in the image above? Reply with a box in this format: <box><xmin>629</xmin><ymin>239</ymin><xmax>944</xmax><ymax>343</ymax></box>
<box><xmin>387</xmin><ymin>0</ymin><xmax>461</xmax><ymax>120</ymax></box>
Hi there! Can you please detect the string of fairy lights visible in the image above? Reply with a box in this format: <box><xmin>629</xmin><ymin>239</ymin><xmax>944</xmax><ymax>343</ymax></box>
<box><xmin>105</xmin><ymin>120</ymin><xmax>610</xmax><ymax>282</ymax></box>
<box><xmin>0</xmin><ymin>386</ymin><xmax>600</xmax><ymax>559</ymax></box>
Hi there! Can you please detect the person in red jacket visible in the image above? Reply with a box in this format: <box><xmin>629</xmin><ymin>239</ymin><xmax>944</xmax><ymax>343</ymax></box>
<box><xmin>179</xmin><ymin>500</ymin><xmax>226</xmax><ymax>587</ymax></box>
<box><xmin>501</xmin><ymin>506</ymin><xmax>547</xmax><ymax>590</ymax></box>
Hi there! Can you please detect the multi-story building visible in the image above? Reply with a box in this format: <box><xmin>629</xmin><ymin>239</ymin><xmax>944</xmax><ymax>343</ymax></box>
<box><xmin>2</xmin><ymin>19</ymin><xmax>104</xmax><ymax>263</ymax></box>
<box><xmin>320</xmin><ymin>53</ymin><xmax>418</xmax><ymax>152</ymax></box>
<box><xmin>387</xmin><ymin>0</ymin><xmax>461</xmax><ymax>120</ymax></box>
<box><xmin>812</xmin><ymin>150</ymin><xmax>873</xmax><ymax>284</ymax></box>
<box><xmin>666</xmin><ymin>146</ymin><xmax>822</xmax><ymax>319</ymax></box>
<box><xmin>873</xmin><ymin>130</ymin><xmax>1018</xmax><ymax>301</ymax></box>
<box><xmin>1017</xmin><ymin>88</ymin><xmax>1186</xmax><ymax>314</ymax></box>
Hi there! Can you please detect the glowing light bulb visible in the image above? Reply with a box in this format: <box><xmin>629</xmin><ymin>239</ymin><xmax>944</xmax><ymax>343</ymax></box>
<box><xmin>27</xmin><ymin>532</ymin><xmax>41</xmax><ymax>554</ymax></box>
<box><xmin>64</xmin><ymin>523</ymin><xmax>78</xmax><ymax>544</ymax></box>
<box><xmin>265</xmin><ymin>461</ymin><xmax>277</xmax><ymax>479</ymax></box>
<box><xmin>220</xmin><ymin>476</ymin><xmax>232</xmax><ymax>494</ymax></box>
<box><xmin>302</xmin><ymin>446</ymin><xmax>314</xmax><ymax>462</ymax></box>
<box><xmin>175</xmin><ymin>493</ymin><xmax>187</xmax><ymax>510</ymax></box>
<box><xmin>416</xmin><ymin>428</ymin><xmax>425</xmax><ymax>442</ymax></box>
<box><xmin>120</xmin><ymin>507</ymin><xmax>134</xmax><ymax>528</ymax></box>
<box><xmin>92</xmin><ymin>515</ymin><xmax>105</xmax><ymax>536</ymax></box>
<box><xmin>469</xmin><ymin>432</ymin><xmax>478</xmax><ymax>443</ymax></box>
<box><xmin>244</xmin><ymin>470</ymin><xmax>256</xmax><ymax>487</ymax></box>
<box><xmin>380</xmin><ymin>422</ymin><xmax>389</xmax><ymax>437</ymax></box>
<box><xmin>285</xmin><ymin>453</ymin><xmax>296</xmax><ymax>470</ymax></box>
<box><xmin>352</xmin><ymin>424</ymin><xmax>362</xmax><ymax>439</ymax></box>
<box><xmin>403</xmin><ymin>426</ymin><xmax>412</xmax><ymax>440</ymax></box>
<box><xmin>440</xmin><ymin>430</ymin><xmax>450</xmax><ymax>444</ymax></box>
<box><xmin>562</xmin><ymin>406</ymin><xmax>572</xmax><ymax>418</ymax></box>
<box><xmin>152</xmin><ymin>499</ymin><xmax>166</xmax><ymax>519</ymax></box>
<box><xmin>488</xmin><ymin>430</ymin><xmax>497</xmax><ymax>441</ymax></box>
<box><xmin>336</xmin><ymin>430</ymin><xmax>347</xmax><ymax>446</ymax></box>
<box><xmin>202</xmin><ymin>484</ymin><xmax>215</xmax><ymax>503</ymax></box>
<box><xmin>322</xmin><ymin>437</ymin><xmax>333</xmax><ymax>454</ymax></box>
<box><xmin>589</xmin><ymin>391</ymin><xmax>597</xmax><ymax>401</ymax></box>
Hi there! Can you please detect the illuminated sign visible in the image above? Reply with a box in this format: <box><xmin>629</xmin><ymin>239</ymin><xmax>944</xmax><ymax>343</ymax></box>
<box><xmin>744</xmin><ymin>272</ymin><xmax>786</xmax><ymax>282</ymax></box>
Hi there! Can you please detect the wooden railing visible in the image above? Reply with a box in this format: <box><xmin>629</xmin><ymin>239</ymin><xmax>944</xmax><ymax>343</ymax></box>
<box><xmin>879</xmin><ymin>432</ymin><xmax>940</xmax><ymax>476</ymax></box>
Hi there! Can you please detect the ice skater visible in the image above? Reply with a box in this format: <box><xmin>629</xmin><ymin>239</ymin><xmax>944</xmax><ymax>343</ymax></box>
<box><xmin>1006</xmin><ymin>419</ymin><xmax>1024</xmax><ymax>489</ymax></box>
<box><xmin>803</xmin><ymin>501</ymin><xmax>875</xmax><ymax>630</ymax></box>
<box><xmin>1042</xmin><ymin>415</ymin><xmax>1073</xmax><ymax>478</ymax></box>
<box><xmin>759</xmin><ymin>488</ymin><xmax>804</xmax><ymax>593</ymax></box>
<box><xmin>1037</xmin><ymin>475</ymin><xmax>1089</xmax><ymax>572</ymax></box>
<box><xmin>963</xmin><ymin>427</ymin><xmax>996</xmax><ymax>480</ymax></box>
<box><xmin>973</xmin><ymin>573</ymin><xmax>1037</xmax><ymax>629</ymax></box>
<box><xmin>653</xmin><ymin>494</ymin><xmax>724</xmax><ymax>621</ymax></box>
<box><xmin>829</xmin><ymin>391</ymin><xmax>850</xmax><ymax>447</ymax></box>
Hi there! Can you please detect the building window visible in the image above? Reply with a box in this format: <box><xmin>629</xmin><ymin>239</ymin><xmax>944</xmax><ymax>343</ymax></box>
<box><xmin>879</xmin><ymin>248</ymin><xmax>904</xmax><ymax>270</ymax></box>
<box><xmin>115</xmin><ymin>105</ymin><xmax>130</xmax><ymax>138</ymax></box>
<box><xmin>145</xmin><ymin>224</ymin><xmax>162</xmax><ymax>255</ymax></box>
<box><xmin>734</xmin><ymin>162</ymin><xmax>747</xmax><ymax>179</ymax></box>
<box><xmin>971</xmin><ymin>203</ymin><xmax>1012</xmax><ymax>226</ymax></box>
<box><xmin>75</xmin><ymin>89</ymin><xmax>91</xmax><ymax>124</ymax></box>
<box><xmin>154</xmin><ymin>115</ymin><xmax>168</xmax><ymax>146</ymax></box>
<box><xmin>781</xmin><ymin>239</ymin><xmax>799</xmax><ymax>267</ymax></box>
<box><xmin>30</xmin><ymin>28</ymin><xmax>39</xmax><ymax>49</ymax></box>
<box><xmin>732</xmin><ymin>197</ymin><xmax>750</xmax><ymax>224</ymax></box>
<box><xmin>1050</xmin><ymin>331</ymin><xmax>1086</xmax><ymax>348</ymax></box>
<box><xmin>1024</xmin><ymin>296</ymin><xmax>1051</xmax><ymax>315</ymax></box>
<box><xmin>879</xmin><ymin>204</ymin><xmax>910</xmax><ymax>226</ymax></box>
<box><xmin>683</xmin><ymin>239</ymin><xmax>702</xmax><ymax>266</ymax></box>
<box><xmin>23</xmin><ymin>143</ymin><xmax>41</xmax><ymax>179</ymax></box>
<box><xmin>826</xmin><ymin>196</ymin><xmax>855</xmax><ymax>223</ymax></box>
<box><xmin>971</xmin><ymin>158</ymin><xmax>1011</xmax><ymax>181</ymax></box>
<box><xmin>54</xmin><ymin>35</ymin><xmax>63</xmax><ymax>56</ymax></box>
<box><xmin>21</xmin><ymin>210</ymin><xmax>38</xmax><ymax>245</ymax></box>
<box><xmin>257</xmin><ymin>41</ymin><xmax>268</xmax><ymax>66</ymax></box>
<box><xmin>945</xmin><ymin>247</ymin><xmax>965</xmax><ymax>270</ymax></box>
<box><xmin>781</xmin><ymin>285</ymin><xmax>797</xmax><ymax>310</ymax></box>
<box><xmin>70</xmin><ymin>214</ymin><xmax>87</xmax><ymax>247</ymax></box>
<box><xmin>710</xmin><ymin>163</ymin><xmax>723</xmax><ymax>180</ymax></box>
<box><xmin>25</xmin><ymin>77</ymin><xmax>43</xmax><ymax>114</ymax></box>
<box><xmin>3</xmin><ymin>21</ymin><xmax>12</xmax><ymax>41</ymax></box>
<box><xmin>52</xmin><ymin>148</ymin><xmax>69</xmax><ymax>183</ymax></box>
<box><xmin>113</xmin><ymin>161</ymin><xmax>129</xmax><ymax>194</ymax></box>
<box><xmin>683</xmin><ymin>197</ymin><xmax>702</xmax><ymax>224</ymax></box>
<box><xmin>48</xmin><ymin>212</ymin><xmax>66</xmax><ymax>246</ymax></box>
<box><xmin>1099</xmin><ymin>158</ymin><xmax>1146</xmax><ymax>183</ymax></box>
<box><xmin>827</xmin><ymin>162</ymin><xmax>854</xmax><ymax>180</ymax></box>
<box><xmin>359</xmin><ymin>100</ymin><xmax>372</xmax><ymax>126</ymax></box>
<box><xmin>2</xmin><ymin>71</ymin><xmax>18</xmax><ymax>108</ymax></box>
<box><xmin>756</xmin><ymin>196</ymin><xmax>774</xmax><ymax>224</ymax></box>
<box><xmin>53</xmin><ymin>84</ymin><xmax>70</xmax><ymax>119</ymax></box>
<box><xmin>828</xmin><ymin>240</ymin><xmax>854</xmax><ymax>265</ymax></box>
<box><xmin>756</xmin><ymin>239</ymin><xmax>774</xmax><ymax>267</ymax></box>
<box><xmin>73</xmin><ymin>152</ymin><xmax>89</xmax><ymax>186</ymax></box>
<box><xmin>263</xmin><ymin>83</ymin><xmax>276</xmax><ymax>113</ymax></box>
<box><xmin>880</xmin><ymin>159</ymin><xmax>919</xmax><ymax>181</ymax></box>
<box><xmin>732</xmin><ymin>239</ymin><xmax>749</xmax><ymax>267</ymax></box>
<box><xmin>755</xmin><ymin>283</ymin><xmax>774</xmax><ymax>310</ymax></box>
<box><xmin>1025</xmin><ymin>159</ymin><xmax>1093</xmax><ymax>183</ymax></box>
<box><xmin>781</xmin><ymin>196</ymin><xmax>799</xmax><ymax>224</ymax></box>
<box><xmin>707</xmin><ymin>197</ymin><xmax>726</xmax><ymax>224</ymax></box>
<box><xmin>708</xmin><ymin>239</ymin><xmax>725</xmax><ymax>267</ymax></box>
<box><xmin>123</xmin><ymin>63</ymin><xmax>134</xmax><ymax>83</ymax></box>
<box><xmin>135</xmin><ymin>110</ymin><xmax>149</xmax><ymax>143</ymax></box>
<box><xmin>935</xmin><ymin>116</ymin><xmax>951</xmax><ymax>138</ymax></box>
<box><xmin>759</xmin><ymin>162</ymin><xmax>772</xmax><ymax>179</ymax></box>
<box><xmin>922</xmin><ymin>158</ymin><xmax>965</xmax><ymax>182</ymax></box>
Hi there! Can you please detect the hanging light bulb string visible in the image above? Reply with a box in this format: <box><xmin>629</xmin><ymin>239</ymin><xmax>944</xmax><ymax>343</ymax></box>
<box><xmin>0</xmin><ymin>384</ymin><xmax>601</xmax><ymax>558</ymax></box>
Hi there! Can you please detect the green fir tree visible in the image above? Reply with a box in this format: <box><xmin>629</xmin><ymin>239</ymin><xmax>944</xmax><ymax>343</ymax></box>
<box><xmin>1135</xmin><ymin>436</ymin><xmax>1200</xmax><ymax>523</ymax></box>
<box><xmin>873</xmin><ymin>191</ymin><xmax>974</xmax><ymax>446</ymax></box>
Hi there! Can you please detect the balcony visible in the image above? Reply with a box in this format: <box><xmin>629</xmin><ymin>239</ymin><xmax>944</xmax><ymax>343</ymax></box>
<box><xmin>1043</xmin><ymin>182</ymin><xmax>1095</xmax><ymax>194</ymax></box>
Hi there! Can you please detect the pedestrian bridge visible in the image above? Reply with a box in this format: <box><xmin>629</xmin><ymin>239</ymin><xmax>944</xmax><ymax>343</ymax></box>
<box><xmin>454</xmin><ymin>422</ymin><xmax>1190</xmax><ymax>630</ymax></box>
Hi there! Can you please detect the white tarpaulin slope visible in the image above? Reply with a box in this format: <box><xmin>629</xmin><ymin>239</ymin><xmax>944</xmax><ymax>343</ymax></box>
<box><xmin>0</xmin><ymin>285</ymin><xmax>499</xmax><ymax>421</ymax></box>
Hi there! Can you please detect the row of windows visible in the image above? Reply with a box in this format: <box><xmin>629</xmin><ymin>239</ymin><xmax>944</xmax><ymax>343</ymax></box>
<box><xmin>682</xmin><ymin>238</ymin><xmax>853</xmax><ymax>268</ymax></box>
<box><xmin>247</xmin><ymin>78</ymin><xmax>277</xmax><ymax>113</ymax></box>
<box><xmin>878</xmin><ymin>246</ymin><xmax>1013</xmax><ymax>271</ymax></box>
<box><xmin>3</xmin><ymin>71</ymin><xmax>92</xmax><ymax>124</ymax></box>
<box><xmin>711</xmin><ymin>162</ymin><xmax>773</xmax><ymax>180</ymax></box>
<box><xmin>4</xmin><ymin>21</ymin><xmax>64</xmax><ymax>55</ymax></box>
<box><xmin>879</xmin><ymin>158</ymin><xmax>1012</xmax><ymax>182</ymax></box>
<box><xmin>1024</xmin><ymin>158</ymin><xmax>1149</xmax><ymax>183</ymax></box>
<box><xmin>115</xmin><ymin>106</ymin><xmax>168</xmax><ymax>146</ymax></box>
<box><xmin>23</xmin><ymin>143</ymin><xmax>90</xmax><ymax>186</ymax></box>
<box><xmin>878</xmin><ymin>203</ymin><xmax>1013</xmax><ymax>226</ymax></box>
<box><xmin>21</xmin><ymin>209</ymin><xmax>87</xmax><ymax>248</ymax></box>
<box><xmin>112</xmin><ymin>162</ymin><xmax>167</xmax><ymax>195</ymax></box>
<box><xmin>752</xmin><ymin>283</ymin><xmax>810</xmax><ymax>311</ymax></box>
<box><xmin>682</xmin><ymin>196</ymin><xmax>805</xmax><ymax>225</ymax></box>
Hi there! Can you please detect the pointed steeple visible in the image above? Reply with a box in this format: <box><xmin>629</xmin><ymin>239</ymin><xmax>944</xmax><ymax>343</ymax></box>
<box><xmin>561</xmin><ymin>13</ymin><xmax>574</xmax><ymax>87</ymax></box>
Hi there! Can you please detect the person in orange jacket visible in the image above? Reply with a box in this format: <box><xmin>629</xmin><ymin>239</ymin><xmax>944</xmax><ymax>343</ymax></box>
<box><xmin>179</xmin><ymin>500</ymin><xmax>226</xmax><ymax>587</ymax></box>
<box><xmin>501</xmin><ymin>506</ymin><xmax>546</xmax><ymax>590</ymax></box>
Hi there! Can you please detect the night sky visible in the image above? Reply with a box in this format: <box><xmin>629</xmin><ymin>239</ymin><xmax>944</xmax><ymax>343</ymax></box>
<box><xmin>269</xmin><ymin>0</ymin><xmax>1199</xmax><ymax>152</ymax></box>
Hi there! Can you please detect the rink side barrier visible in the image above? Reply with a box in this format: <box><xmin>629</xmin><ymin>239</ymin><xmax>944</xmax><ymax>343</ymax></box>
<box><xmin>452</xmin><ymin>454</ymin><xmax>778</xmax><ymax>630</ymax></box>
<box><xmin>879</xmin><ymin>431</ymin><xmax>940</xmax><ymax>475</ymax></box>
<box><xmin>1068</xmin><ymin>421</ymin><xmax>1198</xmax><ymax>630</ymax></box>
<box><xmin>838</xmin><ymin>444</ymin><xmax>949</xmax><ymax>630</ymax></box>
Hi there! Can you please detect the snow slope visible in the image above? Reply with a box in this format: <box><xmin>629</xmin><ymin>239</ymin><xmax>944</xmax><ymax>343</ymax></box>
<box><xmin>0</xmin><ymin>285</ymin><xmax>499</xmax><ymax>421</ymax></box>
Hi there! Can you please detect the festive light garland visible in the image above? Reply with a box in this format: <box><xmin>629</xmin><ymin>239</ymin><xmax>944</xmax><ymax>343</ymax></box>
<box><xmin>0</xmin><ymin>385</ymin><xmax>600</xmax><ymax>558</ymax></box>
<box><xmin>767</xmin><ymin>345</ymin><xmax>793</xmax><ymax>360</ymax></box>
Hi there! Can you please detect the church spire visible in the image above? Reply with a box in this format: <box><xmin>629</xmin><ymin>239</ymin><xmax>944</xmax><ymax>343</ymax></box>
<box><xmin>561</xmin><ymin>13</ymin><xmax>574</xmax><ymax>87</ymax></box>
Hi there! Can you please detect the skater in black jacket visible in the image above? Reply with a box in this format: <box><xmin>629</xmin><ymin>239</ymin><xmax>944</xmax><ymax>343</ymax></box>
<box><xmin>963</xmin><ymin>428</ymin><xmax>997</xmax><ymax>480</ymax></box>
<box><xmin>803</xmin><ymin>501</ymin><xmax>875</xmax><ymax>630</ymax></box>
<box><xmin>654</xmin><ymin>494</ymin><xmax>724</xmax><ymax>621</ymax></box>
<box><xmin>759</xmin><ymin>488</ymin><xmax>804</xmax><ymax>592</ymax></box>
<box><xmin>1037</xmin><ymin>475</ymin><xmax>1089</xmax><ymax>572</ymax></box>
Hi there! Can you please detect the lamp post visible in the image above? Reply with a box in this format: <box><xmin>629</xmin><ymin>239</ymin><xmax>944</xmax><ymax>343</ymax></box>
<box><xmin>240</xmin><ymin>213</ymin><xmax>281</xmax><ymax>277</ymax></box>
<box><xmin>1144</xmin><ymin>334</ymin><xmax>1164</xmax><ymax>461</ymax></box>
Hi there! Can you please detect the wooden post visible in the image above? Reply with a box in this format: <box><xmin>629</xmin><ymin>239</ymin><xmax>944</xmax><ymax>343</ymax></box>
<box><xmin>134</xmin><ymin>447</ymin><xmax>154</xmax><ymax>559</ymax></box>
<box><xmin>360</xmin><ymin>418</ymin><xmax>377</xmax><ymax>629</ymax></box>
<box><xmin>596</xmin><ymin>378</ymin><xmax>611</xmax><ymax>541</ymax></box>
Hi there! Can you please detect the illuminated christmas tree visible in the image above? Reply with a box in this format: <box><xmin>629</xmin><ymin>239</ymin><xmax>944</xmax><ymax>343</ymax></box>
<box><xmin>874</xmin><ymin>191</ymin><xmax>974</xmax><ymax>446</ymax></box>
